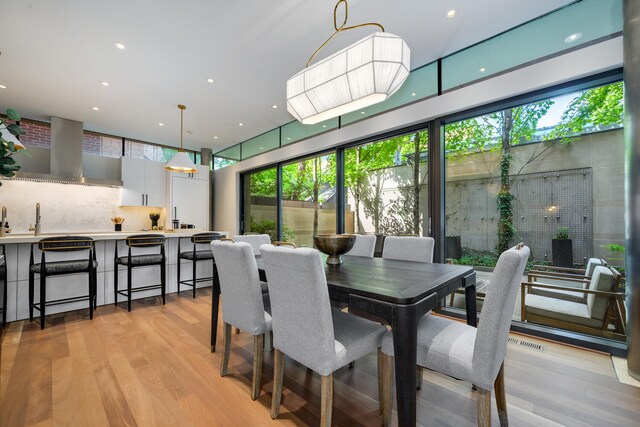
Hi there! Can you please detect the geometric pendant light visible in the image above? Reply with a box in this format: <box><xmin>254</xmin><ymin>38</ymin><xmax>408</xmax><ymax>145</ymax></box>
<box><xmin>164</xmin><ymin>104</ymin><xmax>198</xmax><ymax>173</ymax></box>
<box><xmin>287</xmin><ymin>1</ymin><xmax>410</xmax><ymax>125</ymax></box>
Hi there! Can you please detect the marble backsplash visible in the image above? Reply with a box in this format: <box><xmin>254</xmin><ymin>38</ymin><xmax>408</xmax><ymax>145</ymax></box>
<box><xmin>0</xmin><ymin>180</ymin><xmax>166</xmax><ymax>234</ymax></box>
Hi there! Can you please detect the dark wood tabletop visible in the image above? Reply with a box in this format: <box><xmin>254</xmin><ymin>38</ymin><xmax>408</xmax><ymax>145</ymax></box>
<box><xmin>256</xmin><ymin>255</ymin><xmax>474</xmax><ymax>305</ymax></box>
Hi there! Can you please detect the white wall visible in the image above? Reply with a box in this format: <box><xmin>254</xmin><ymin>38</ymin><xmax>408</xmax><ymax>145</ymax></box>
<box><xmin>213</xmin><ymin>38</ymin><xmax>623</xmax><ymax>234</ymax></box>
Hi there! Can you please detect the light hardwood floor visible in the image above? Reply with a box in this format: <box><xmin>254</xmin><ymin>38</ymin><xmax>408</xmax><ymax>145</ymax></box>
<box><xmin>1</xmin><ymin>288</ymin><xmax>639</xmax><ymax>426</ymax></box>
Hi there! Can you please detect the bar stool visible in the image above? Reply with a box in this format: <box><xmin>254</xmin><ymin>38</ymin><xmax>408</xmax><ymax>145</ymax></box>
<box><xmin>114</xmin><ymin>234</ymin><xmax>166</xmax><ymax>311</ymax></box>
<box><xmin>177</xmin><ymin>232</ymin><xmax>221</xmax><ymax>298</ymax></box>
<box><xmin>28</xmin><ymin>236</ymin><xmax>97</xmax><ymax>330</ymax></box>
<box><xmin>1</xmin><ymin>244</ymin><xmax>7</xmax><ymax>327</ymax></box>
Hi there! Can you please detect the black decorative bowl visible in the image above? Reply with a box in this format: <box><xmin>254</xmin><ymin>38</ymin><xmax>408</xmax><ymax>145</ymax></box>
<box><xmin>313</xmin><ymin>234</ymin><xmax>356</xmax><ymax>265</ymax></box>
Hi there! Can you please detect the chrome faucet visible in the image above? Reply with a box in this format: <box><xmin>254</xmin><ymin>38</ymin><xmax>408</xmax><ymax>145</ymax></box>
<box><xmin>28</xmin><ymin>203</ymin><xmax>41</xmax><ymax>236</ymax></box>
<box><xmin>0</xmin><ymin>206</ymin><xmax>6</xmax><ymax>237</ymax></box>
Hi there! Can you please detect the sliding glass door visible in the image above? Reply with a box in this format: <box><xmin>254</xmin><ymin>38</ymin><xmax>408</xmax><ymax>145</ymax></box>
<box><xmin>242</xmin><ymin>167</ymin><xmax>278</xmax><ymax>240</ymax></box>
<box><xmin>281</xmin><ymin>152</ymin><xmax>337</xmax><ymax>247</ymax></box>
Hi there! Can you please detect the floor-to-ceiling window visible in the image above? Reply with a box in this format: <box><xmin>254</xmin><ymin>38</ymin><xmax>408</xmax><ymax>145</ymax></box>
<box><xmin>443</xmin><ymin>81</ymin><xmax>625</xmax><ymax>342</ymax></box>
<box><xmin>242</xmin><ymin>167</ymin><xmax>278</xmax><ymax>241</ymax></box>
<box><xmin>344</xmin><ymin>129</ymin><xmax>429</xmax><ymax>236</ymax></box>
<box><xmin>281</xmin><ymin>152</ymin><xmax>337</xmax><ymax>247</ymax></box>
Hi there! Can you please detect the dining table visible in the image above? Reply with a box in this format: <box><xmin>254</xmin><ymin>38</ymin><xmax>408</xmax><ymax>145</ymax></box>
<box><xmin>210</xmin><ymin>254</ymin><xmax>476</xmax><ymax>427</ymax></box>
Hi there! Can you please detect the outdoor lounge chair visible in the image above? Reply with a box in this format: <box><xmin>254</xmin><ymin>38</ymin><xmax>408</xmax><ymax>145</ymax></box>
<box><xmin>521</xmin><ymin>266</ymin><xmax>626</xmax><ymax>340</ymax></box>
<box><xmin>526</xmin><ymin>257</ymin><xmax>606</xmax><ymax>303</ymax></box>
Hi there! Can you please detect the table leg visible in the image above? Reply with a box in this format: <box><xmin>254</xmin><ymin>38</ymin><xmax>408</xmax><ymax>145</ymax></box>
<box><xmin>210</xmin><ymin>265</ymin><xmax>220</xmax><ymax>352</ymax></box>
<box><xmin>464</xmin><ymin>272</ymin><xmax>477</xmax><ymax>327</ymax></box>
<box><xmin>391</xmin><ymin>304</ymin><xmax>418</xmax><ymax>427</ymax></box>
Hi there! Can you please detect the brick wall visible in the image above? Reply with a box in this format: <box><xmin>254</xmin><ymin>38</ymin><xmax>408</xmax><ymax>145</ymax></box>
<box><xmin>20</xmin><ymin>119</ymin><xmax>51</xmax><ymax>147</ymax></box>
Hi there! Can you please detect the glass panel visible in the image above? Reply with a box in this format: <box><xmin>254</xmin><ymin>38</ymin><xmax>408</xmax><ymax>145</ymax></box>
<box><xmin>214</xmin><ymin>144</ymin><xmax>241</xmax><ymax>170</ymax></box>
<box><xmin>125</xmin><ymin>139</ymin><xmax>179</xmax><ymax>162</ymax></box>
<box><xmin>281</xmin><ymin>118</ymin><xmax>338</xmax><ymax>146</ymax></box>
<box><xmin>341</xmin><ymin>62</ymin><xmax>438</xmax><ymax>125</ymax></box>
<box><xmin>282</xmin><ymin>153</ymin><xmax>337</xmax><ymax>247</ymax></box>
<box><xmin>344</xmin><ymin>130</ymin><xmax>429</xmax><ymax>238</ymax></box>
<box><xmin>243</xmin><ymin>168</ymin><xmax>278</xmax><ymax>241</ymax></box>
<box><xmin>82</xmin><ymin>132</ymin><xmax>122</xmax><ymax>157</ymax></box>
<box><xmin>442</xmin><ymin>0</ymin><xmax>622</xmax><ymax>91</ymax></box>
<box><xmin>18</xmin><ymin>119</ymin><xmax>50</xmax><ymax>148</ymax></box>
<box><xmin>241</xmin><ymin>129</ymin><xmax>279</xmax><ymax>159</ymax></box>
<box><xmin>443</xmin><ymin>81</ymin><xmax>625</xmax><ymax>343</ymax></box>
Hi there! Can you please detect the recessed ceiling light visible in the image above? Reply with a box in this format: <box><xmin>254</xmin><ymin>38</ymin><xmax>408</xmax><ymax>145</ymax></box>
<box><xmin>0</xmin><ymin>84</ymin><xmax>7</xmax><ymax>89</ymax></box>
<box><xmin>564</xmin><ymin>32</ymin><xmax>583</xmax><ymax>43</ymax></box>
<box><xmin>272</xmin><ymin>105</ymin><xmax>278</xmax><ymax>109</ymax></box>
<box><xmin>158</xmin><ymin>122</ymin><xmax>165</xmax><ymax>126</ymax></box>
<box><xmin>479</xmin><ymin>67</ymin><xmax>486</xmax><ymax>73</ymax></box>
<box><xmin>91</xmin><ymin>107</ymin><xmax>99</xmax><ymax>111</ymax></box>
<box><xmin>207</xmin><ymin>78</ymin><xmax>215</xmax><ymax>84</ymax></box>
<box><xmin>322</xmin><ymin>125</ymin><xmax>327</xmax><ymax>128</ymax></box>
<box><xmin>411</xmin><ymin>92</ymin><xmax>416</xmax><ymax>96</ymax></box>
<box><xmin>100</xmin><ymin>81</ymin><xmax>110</xmax><ymax>87</ymax></box>
<box><xmin>238</xmin><ymin>122</ymin><xmax>244</xmax><ymax>126</ymax></box>
<box><xmin>360</xmin><ymin>111</ymin><xmax>366</xmax><ymax>115</ymax></box>
<box><xmin>213</xmin><ymin>136</ymin><xmax>219</xmax><ymax>139</ymax></box>
<box><xmin>113</xmin><ymin>42</ymin><xmax>126</xmax><ymax>50</ymax></box>
<box><xmin>446</xmin><ymin>9</ymin><xmax>456</xmax><ymax>19</ymax></box>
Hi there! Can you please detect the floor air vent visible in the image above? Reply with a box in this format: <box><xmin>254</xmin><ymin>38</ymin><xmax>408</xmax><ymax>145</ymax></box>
<box><xmin>508</xmin><ymin>337</ymin><xmax>545</xmax><ymax>352</ymax></box>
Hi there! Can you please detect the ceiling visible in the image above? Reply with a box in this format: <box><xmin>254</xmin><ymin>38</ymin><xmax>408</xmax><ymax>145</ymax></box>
<box><xmin>0</xmin><ymin>0</ymin><xmax>574</xmax><ymax>153</ymax></box>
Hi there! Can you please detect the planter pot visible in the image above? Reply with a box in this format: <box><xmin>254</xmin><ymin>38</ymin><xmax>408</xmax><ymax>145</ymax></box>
<box><xmin>552</xmin><ymin>238</ymin><xmax>573</xmax><ymax>267</ymax></box>
<box><xmin>446</xmin><ymin>236</ymin><xmax>462</xmax><ymax>260</ymax></box>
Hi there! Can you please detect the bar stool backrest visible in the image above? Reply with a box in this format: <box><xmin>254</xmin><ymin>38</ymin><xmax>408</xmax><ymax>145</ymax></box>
<box><xmin>125</xmin><ymin>234</ymin><xmax>165</xmax><ymax>247</ymax></box>
<box><xmin>38</xmin><ymin>236</ymin><xmax>94</xmax><ymax>252</ymax></box>
<box><xmin>190</xmin><ymin>232</ymin><xmax>221</xmax><ymax>245</ymax></box>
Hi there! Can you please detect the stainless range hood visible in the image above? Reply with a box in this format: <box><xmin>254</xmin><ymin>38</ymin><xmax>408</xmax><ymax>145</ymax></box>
<box><xmin>14</xmin><ymin>117</ymin><xmax>123</xmax><ymax>187</ymax></box>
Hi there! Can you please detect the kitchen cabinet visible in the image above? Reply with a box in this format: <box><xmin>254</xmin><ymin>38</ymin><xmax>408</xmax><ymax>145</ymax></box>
<box><xmin>170</xmin><ymin>164</ymin><xmax>210</xmax><ymax>230</ymax></box>
<box><xmin>120</xmin><ymin>157</ymin><xmax>167</xmax><ymax>207</ymax></box>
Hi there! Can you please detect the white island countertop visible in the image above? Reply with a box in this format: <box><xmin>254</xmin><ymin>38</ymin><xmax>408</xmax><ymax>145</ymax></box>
<box><xmin>0</xmin><ymin>230</ymin><xmax>229</xmax><ymax>244</ymax></box>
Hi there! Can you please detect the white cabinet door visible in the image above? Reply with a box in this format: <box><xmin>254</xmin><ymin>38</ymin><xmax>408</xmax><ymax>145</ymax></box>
<box><xmin>144</xmin><ymin>161</ymin><xmax>167</xmax><ymax>207</ymax></box>
<box><xmin>172</xmin><ymin>175</ymin><xmax>209</xmax><ymax>230</ymax></box>
<box><xmin>120</xmin><ymin>157</ymin><xmax>146</xmax><ymax>206</ymax></box>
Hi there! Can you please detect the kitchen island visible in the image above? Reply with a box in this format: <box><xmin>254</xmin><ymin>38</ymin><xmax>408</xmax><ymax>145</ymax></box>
<box><xmin>0</xmin><ymin>230</ymin><xmax>228</xmax><ymax>323</ymax></box>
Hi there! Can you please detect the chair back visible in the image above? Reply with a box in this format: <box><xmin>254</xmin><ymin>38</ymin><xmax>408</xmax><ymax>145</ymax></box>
<box><xmin>472</xmin><ymin>245</ymin><xmax>530</xmax><ymax>390</ymax></box>
<box><xmin>210</xmin><ymin>241</ymin><xmax>269</xmax><ymax>334</ymax></box>
<box><xmin>233</xmin><ymin>234</ymin><xmax>271</xmax><ymax>255</ymax></box>
<box><xmin>586</xmin><ymin>266</ymin><xmax>615</xmax><ymax>321</ymax></box>
<box><xmin>260</xmin><ymin>245</ymin><xmax>336</xmax><ymax>369</ymax></box>
<box><xmin>38</xmin><ymin>236</ymin><xmax>93</xmax><ymax>252</ymax></box>
<box><xmin>382</xmin><ymin>236</ymin><xmax>434</xmax><ymax>263</ymax></box>
<box><xmin>345</xmin><ymin>234</ymin><xmax>376</xmax><ymax>257</ymax></box>
<box><xmin>584</xmin><ymin>258</ymin><xmax>604</xmax><ymax>278</ymax></box>
<box><xmin>190</xmin><ymin>232</ymin><xmax>221</xmax><ymax>245</ymax></box>
<box><xmin>125</xmin><ymin>234</ymin><xmax>165</xmax><ymax>247</ymax></box>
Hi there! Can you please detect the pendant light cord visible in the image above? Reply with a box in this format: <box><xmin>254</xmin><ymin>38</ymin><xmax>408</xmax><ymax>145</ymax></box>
<box><xmin>306</xmin><ymin>0</ymin><xmax>385</xmax><ymax>67</ymax></box>
<box><xmin>178</xmin><ymin>104</ymin><xmax>186</xmax><ymax>152</ymax></box>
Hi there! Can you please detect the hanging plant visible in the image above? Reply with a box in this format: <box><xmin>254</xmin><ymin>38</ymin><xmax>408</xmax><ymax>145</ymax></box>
<box><xmin>0</xmin><ymin>108</ymin><xmax>26</xmax><ymax>186</ymax></box>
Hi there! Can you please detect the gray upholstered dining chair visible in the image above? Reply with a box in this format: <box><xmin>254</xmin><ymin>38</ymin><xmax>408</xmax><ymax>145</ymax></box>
<box><xmin>345</xmin><ymin>234</ymin><xmax>376</xmax><ymax>257</ymax></box>
<box><xmin>232</xmin><ymin>234</ymin><xmax>271</xmax><ymax>255</ymax></box>
<box><xmin>260</xmin><ymin>244</ymin><xmax>388</xmax><ymax>427</ymax></box>
<box><xmin>382</xmin><ymin>236</ymin><xmax>434</xmax><ymax>263</ymax></box>
<box><xmin>380</xmin><ymin>245</ymin><xmax>530</xmax><ymax>427</ymax></box>
<box><xmin>210</xmin><ymin>240</ymin><xmax>272</xmax><ymax>401</ymax></box>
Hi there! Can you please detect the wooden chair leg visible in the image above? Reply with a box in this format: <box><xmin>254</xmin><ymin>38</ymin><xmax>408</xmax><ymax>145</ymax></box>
<box><xmin>416</xmin><ymin>366</ymin><xmax>423</xmax><ymax>390</ymax></box>
<box><xmin>220</xmin><ymin>322</ymin><xmax>232</xmax><ymax>377</ymax></box>
<box><xmin>269</xmin><ymin>331</ymin><xmax>274</xmax><ymax>351</ymax></box>
<box><xmin>380</xmin><ymin>351</ymin><xmax>393</xmax><ymax>427</ymax></box>
<box><xmin>320</xmin><ymin>373</ymin><xmax>333</xmax><ymax>427</ymax></box>
<box><xmin>271</xmin><ymin>349</ymin><xmax>284</xmax><ymax>419</ymax></box>
<box><xmin>39</xmin><ymin>273</ymin><xmax>46</xmax><ymax>330</ymax></box>
<box><xmin>494</xmin><ymin>363</ymin><xmax>508</xmax><ymax>426</ymax></box>
<box><xmin>476</xmin><ymin>388</ymin><xmax>491</xmax><ymax>427</ymax></box>
<box><xmin>252</xmin><ymin>334</ymin><xmax>264</xmax><ymax>401</ymax></box>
